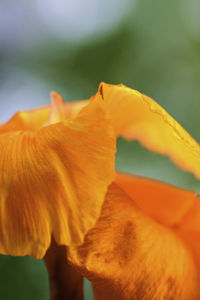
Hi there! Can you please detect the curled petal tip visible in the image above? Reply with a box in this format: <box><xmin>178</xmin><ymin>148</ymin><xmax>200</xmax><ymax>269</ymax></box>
<box><xmin>48</xmin><ymin>91</ymin><xmax>65</xmax><ymax>124</ymax></box>
<box><xmin>50</xmin><ymin>91</ymin><xmax>64</xmax><ymax>105</ymax></box>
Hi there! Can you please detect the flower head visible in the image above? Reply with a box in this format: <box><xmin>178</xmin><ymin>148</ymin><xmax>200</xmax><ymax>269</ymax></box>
<box><xmin>67</xmin><ymin>83</ymin><xmax>200</xmax><ymax>300</ymax></box>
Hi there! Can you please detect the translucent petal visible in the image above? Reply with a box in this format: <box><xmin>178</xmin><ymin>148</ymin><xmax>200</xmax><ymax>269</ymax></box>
<box><xmin>97</xmin><ymin>82</ymin><xmax>200</xmax><ymax>178</ymax></box>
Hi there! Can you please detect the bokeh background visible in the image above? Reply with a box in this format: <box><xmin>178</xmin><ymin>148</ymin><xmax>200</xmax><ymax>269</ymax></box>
<box><xmin>1</xmin><ymin>0</ymin><xmax>200</xmax><ymax>299</ymax></box>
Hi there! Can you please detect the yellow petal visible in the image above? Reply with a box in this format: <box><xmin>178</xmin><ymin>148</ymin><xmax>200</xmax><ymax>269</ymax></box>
<box><xmin>97</xmin><ymin>82</ymin><xmax>200</xmax><ymax>178</ymax></box>
<box><xmin>115</xmin><ymin>172</ymin><xmax>196</xmax><ymax>227</ymax></box>
<box><xmin>0</xmin><ymin>97</ymin><xmax>116</xmax><ymax>258</ymax></box>
<box><xmin>68</xmin><ymin>183</ymin><xmax>199</xmax><ymax>300</ymax></box>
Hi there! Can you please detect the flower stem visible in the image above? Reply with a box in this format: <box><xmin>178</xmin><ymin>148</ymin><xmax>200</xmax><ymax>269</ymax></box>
<box><xmin>44</xmin><ymin>239</ymin><xmax>84</xmax><ymax>300</ymax></box>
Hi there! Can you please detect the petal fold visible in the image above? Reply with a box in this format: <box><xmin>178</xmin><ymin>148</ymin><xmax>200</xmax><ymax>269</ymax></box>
<box><xmin>97</xmin><ymin>82</ymin><xmax>200</xmax><ymax>178</ymax></box>
<box><xmin>115</xmin><ymin>172</ymin><xmax>197</xmax><ymax>227</ymax></box>
<box><xmin>0</xmin><ymin>97</ymin><xmax>115</xmax><ymax>258</ymax></box>
<box><xmin>68</xmin><ymin>183</ymin><xmax>199</xmax><ymax>300</ymax></box>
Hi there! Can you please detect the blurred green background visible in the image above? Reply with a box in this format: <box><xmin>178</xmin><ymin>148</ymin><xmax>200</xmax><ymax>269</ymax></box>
<box><xmin>1</xmin><ymin>0</ymin><xmax>200</xmax><ymax>299</ymax></box>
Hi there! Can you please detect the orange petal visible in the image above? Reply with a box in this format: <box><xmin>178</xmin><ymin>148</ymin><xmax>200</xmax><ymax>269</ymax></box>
<box><xmin>0</xmin><ymin>131</ymin><xmax>52</xmax><ymax>258</ymax></box>
<box><xmin>0</xmin><ymin>97</ymin><xmax>116</xmax><ymax>258</ymax></box>
<box><xmin>0</xmin><ymin>105</ymin><xmax>50</xmax><ymax>133</ymax></box>
<box><xmin>115</xmin><ymin>172</ymin><xmax>197</xmax><ymax>227</ymax></box>
<box><xmin>97</xmin><ymin>82</ymin><xmax>200</xmax><ymax>178</ymax></box>
<box><xmin>48</xmin><ymin>92</ymin><xmax>88</xmax><ymax>125</ymax></box>
<box><xmin>68</xmin><ymin>183</ymin><xmax>199</xmax><ymax>300</ymax></box>
<box><xmin>116</xmin><ymin>172</ymin><xmax>200</xmax><ymax>275</ymax></box>
<box><xmin>0</xmin><ymin>95</ymin><xmax>88</xmax><ymax>134</ymax></box>
<box><xmin>47</xmin><ymin>92</ymin><xmax>66</xmax><ymax>124</ymax></box>
<box><xmin>175</xmin><ymin>199</ymin><xmax>200</xmax><ymax>270</ymax></box>
<box><xmin>64</xmin><ymin>100</ymin><xmax>89</xmax><ymax>120</ymax></box>
<box><xmin>115</xmin><ymin>173</ymin><xmax>200</xmax><ymax>275</ymax></box>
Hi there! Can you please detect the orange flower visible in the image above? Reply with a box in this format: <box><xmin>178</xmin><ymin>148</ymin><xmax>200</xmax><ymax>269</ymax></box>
<box><xmin>67</xmin><ymin>83</ymin><xmax>200</xmax><ymax>300</ymax></box>
<box><xmin>0</xmin><ymin>91</ymin><xmax>116</xmax><ymax>259</ymax></box>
